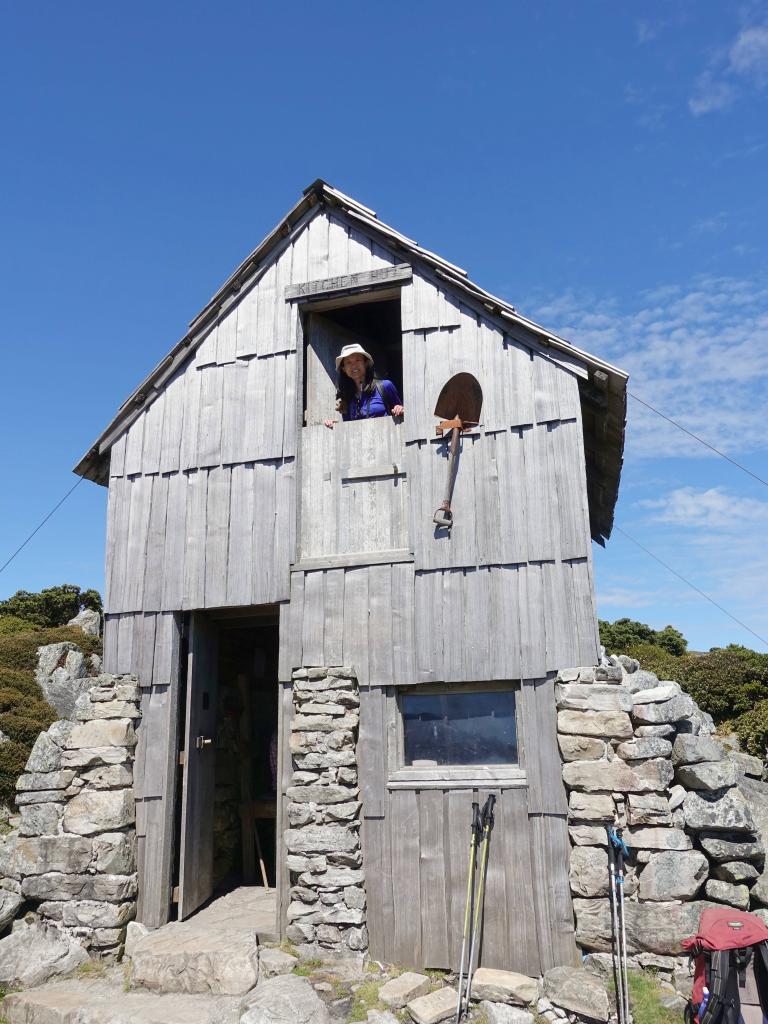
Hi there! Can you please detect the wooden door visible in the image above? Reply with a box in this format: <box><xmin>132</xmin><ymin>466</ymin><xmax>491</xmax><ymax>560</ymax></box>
<box><xmin>178</xmin><ymin>612</ymin><xmax>219</xmax><ymax>919</ymax></box>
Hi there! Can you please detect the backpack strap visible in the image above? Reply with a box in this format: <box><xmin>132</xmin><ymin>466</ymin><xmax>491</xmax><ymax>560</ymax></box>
<box><xmin>700</xmin><ymin>948</ymin><xmax>733</xmax><ymax>1024</ymax></box>
<box><xmin>374</xmin><ymin>380</ymin><xmax>394</xmax><ymax>414</ymax></box>
<box><xmin>754</xmin><ymin>941</ymin><xmax>768</xmax><ymax>1017</ymax></box>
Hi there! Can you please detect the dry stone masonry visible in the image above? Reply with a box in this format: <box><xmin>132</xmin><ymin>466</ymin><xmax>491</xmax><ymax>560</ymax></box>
<box><xmin>0</xmin><ymin>672</ymin><xmax>140</xmax><ymax>969</ymax></box>
<box><xmin>285</xmin><ymin>666</ymin><xmax>367</xmax><ymax>960</ymax></box>
<box><xmin>558</xmin><ymin>652</ymin><xmax>768</xmax><ymax>999</ymax></box>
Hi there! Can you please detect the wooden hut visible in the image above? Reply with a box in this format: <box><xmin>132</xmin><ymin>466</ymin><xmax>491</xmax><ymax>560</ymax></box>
<box><xmin>75</xmin><ymin>180</ymin><xmax>627</xmax><ymax>974</ymax></box>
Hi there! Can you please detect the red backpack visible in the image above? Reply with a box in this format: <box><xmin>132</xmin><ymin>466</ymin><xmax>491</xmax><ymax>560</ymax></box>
<box><xmin>683</xmin><ymin>907</ymin><xmax>768</xmax><ymax>1024</ymax></box>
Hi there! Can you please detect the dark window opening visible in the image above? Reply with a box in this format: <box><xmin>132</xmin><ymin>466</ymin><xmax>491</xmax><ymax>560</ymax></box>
<box><xmin>302</xmin><ymin>296</ymin><xmax>402</xmax><ymax>425</ymax></box>
<box><xmin>401</xmin><ymin>688</ymin><xmax>518</xmax><ymax>767</ymax></box>
<box><xmin>212</xmin><ymin>620</ymin><xmax>280</xmax><ymax>892</ymax></box>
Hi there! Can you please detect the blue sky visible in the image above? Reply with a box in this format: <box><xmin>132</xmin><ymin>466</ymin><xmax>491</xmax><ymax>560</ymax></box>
<box><xmin>1</xmin><ymin>2</ymin><xmax>766</xmax><ymax>652</ymax></box>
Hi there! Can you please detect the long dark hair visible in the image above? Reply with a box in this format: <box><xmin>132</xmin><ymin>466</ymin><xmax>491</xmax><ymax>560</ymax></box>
<box><xmin>335</xmin><ymin>360</ymin><xmax>375</xmax><ymax>413</ymax></box>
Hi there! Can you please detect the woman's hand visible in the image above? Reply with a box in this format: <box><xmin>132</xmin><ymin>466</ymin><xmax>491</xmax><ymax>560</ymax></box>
<box><xmin>323</xmin><ymin>419</ymin><xmax>337</xmax><ymax>429</ymax></box>
<box><xmin>391</xmin><ymin>404</ymin><xmax>404</xmax><ymax>417</ymax></box>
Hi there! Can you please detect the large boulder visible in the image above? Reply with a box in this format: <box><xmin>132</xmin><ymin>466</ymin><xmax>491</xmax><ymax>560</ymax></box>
<box><xmin>562</xmin><ymin>758</ymin><xmax>673</xmax><ymax>794</ymax></box>
<box><xmin>67</xmin><ymin>608</ymin><xmax>101</xmax><ymax>636</ymax></box>
<box><xmin>638</xmin><ymin>850</ymin><xmax>708</xmax><ymax>901</ymax></box>
<box><xmin>0</xmin><ymin>921</ymin><xmax>88</xmax><ymax>987</ymax></box>
<box><xmin>469</xmin><ymin>967</ymin><xmax>539</xmax><ymax>1005</ymax></box>
<box><xmin>241</xmin><ymin>974</ymin><xmax>330</xmax><ymax>1024</ymax></box>
<box><xmin>35</xmin><ymin>643</ymin><xmax>94</xmax><ymax>719</ymax></box>
<box><xmin>672</xmin><ymin>735</ymin><xmax>725</xmax><ymax>766</ymax></box>
<box><xmin>63</xmin><ymin>789</ymin><xmax>135</xmax><ymax>835</ymax></box>
<box><xmin>543</xmin><ymin>966</ymin><xmax>609</xmax><ymax>1023</ymax></box>
<box><xmin>676</xmin><ymin>762</ymin><xmax>740</xmax><ymax>791</ymax></box>
<box><xmin>557</xmin><ymin>710</ymin><xmax>632</xmax><ymax>739</ymax></box>
<box><xmin>574</xmin><ymin>898</ymin><xmax>718</xmax><ymax>955</ymax></box>
<box><xmin>569</xmin><ymin>846</ymin><xmax>609</xmax><ymax>898</ymax></box>
<box><xmin>631</xmin><ymin>694</ymin><xmax>695</xmax><ymax>725</ymax></box>
<box><xmin>684</xmin><ymin>789</ymin><xmax>756</xmax><ymax>833</ymax></box>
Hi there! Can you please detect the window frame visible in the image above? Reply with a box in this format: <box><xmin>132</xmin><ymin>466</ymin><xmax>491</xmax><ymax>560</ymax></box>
<box><xmin>387</xmin><ymin>681</ymin><xmax>526</xmax><ymax>791</ymax></box>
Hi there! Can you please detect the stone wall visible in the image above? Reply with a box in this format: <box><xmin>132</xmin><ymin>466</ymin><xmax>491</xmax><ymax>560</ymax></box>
<box><xmin>284</xmin><ymin>666</ymin><xmax>367</xmax><ymax>960</ymax></box>
<box><xmin>0</xmin><ymin>673</ymin><xmax>140</xmax><ymax>959</ymax></box>
<box><xmin>558</xmin><ymin>653</ymin><xmax>767</xmax><ymax>989</ymax></box>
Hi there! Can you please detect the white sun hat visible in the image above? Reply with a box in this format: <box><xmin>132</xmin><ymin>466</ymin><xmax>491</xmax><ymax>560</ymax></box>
<box><xmin>335</xmin><ymin>343</ymin><xmax>373</xmax><ymax>371</ymax></box>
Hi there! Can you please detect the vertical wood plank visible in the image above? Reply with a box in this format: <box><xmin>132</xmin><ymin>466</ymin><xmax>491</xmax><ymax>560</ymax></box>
<box><xmin>180</xmin><ymin>364</ymin><xmax>202</xmax><ymax>471</ymax></box>
<box><xmin>278</xmin><ymin>571</ymin><xmax>304</xmax><ymax>680</ymax></box>
<box><xmin>301</xmin><ymin>570</ymin><xmax>324</xmax><ymax>666</ymax></box>
<box><xmin>103</xmin><ymin>615</ymin><xmax>120</xmax><ymax>673</ymax></box>
<box><xmin>529</xmin><ymin>814</ymin><xmax>579</xmax><ymax>971</ymax></box>
<box><xmin>143</xmin><ymin>474</ymin><xmax>169</xmax><ymax>613</ymax></box>
<box><xmin>366</xmin><ymin>564</ymin><xmax>393</xmax><ymax>687</ymax></box>
<box><xmin>124</xmin><ymin>476</ymin><xmax>152</xmax><ymax>612</ymax></box>
<box><xmin>390</xmin><ymin>789</ymin><xmax>421</xmax><ymax>967</ymax></box>
<box><xmin>161</xmin><ymin>471</ymin><xmax>187</xmax><ymax>610</ymax></box>
<box><xmin>221</xmin><ymin>360</ymin><xmax>247</xmax><ymax>465</ymax></box>
<box><xmin>502</xmin><ymin>790</ymin><xmax>541</xmax><ymax>976</ymax></box>
<box><xmin>216</xmin><ymin>307</ymin><xmax>238</xmax><ymax>364</ymax></box>
<box><xmin>391</xmin><ymin>562</ymin><xmax>416</xmax><ymax>685</ymax></box>
<box><xmin>197</xmin><ymin>365</ymin><xmax>224</xmax><ymax>468</ymax></box>
<box><xmin>124</xmin><ymin>416</ymin><xmax>145</xmax><ymax>477</ymax></box>
<box><xmin>419</xmin><ymin>790</ymin><xmax>450</xmax><ymax>968</ymax></box>
<box><xmin>235</xmin><ymin>286</ymin><xmax>259</xmax><ymax>358</ymax></box>
<box><xmin>183</xmin><ymin>469</ymin><xmax>208</xmax><ymax>609</ymax></box>
<box><xmin>252</xmin><ymin>459</ymin><xmax>277</xmax><ymax>604</ymax></box>
<box><xmin>519</xmin><ymin>562</ymin><xmax>546</xmax><ymax>680</ymax></box>
<box><xmin>226</xmin><ymin>463</ymin><xmax>254</xmax><ymax>606</ymax></box>
<box><xmin>342</xmin><ymin>567</ymin><xmax>370</xmax><ymax>687</ymax></box>
<box><xmin>159</xmin><ymin>367</ymin><xmax>185</xmax><ymax>474</ymax></box>
<box><xmin>141</xmin><ymin>394</ymin><xmax>164</xmax><ymax>475</ymax></box>
<box><xmin>204</xmin><ymin>465</ymin><xmax>231</xmax><ymax>608</ymax></box>
<box><xmin>322</xmin><ymin>569</ymin><xmax>344</xmax><ymax>666</ymax></box>
<box><xmin>273</xmin><ymin>458</ymin><xmax>295</xmax><ymax>602</ymax></box>
<box><xmin>109</xmin><ymin>433</ymin><xmax>127</xmax><ymax>478</ymax></box>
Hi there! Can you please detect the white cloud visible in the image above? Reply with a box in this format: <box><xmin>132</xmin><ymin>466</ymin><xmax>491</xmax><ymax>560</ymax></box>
<box><xmin>689</xmin><ymin>22</ymin><xmax>768</xmax><ymax>115</ymax></box>
<box><xmin>730</xmin><ymin>25</ymin><xmax>768</xmax><ymax>85</ymax></box>
<box><xmin>528</xmin><ymin>274</ymin><xmax>768</xmax><ymax>459</ymax></box>
<box><xmin>641</xmin><ymin>487</ymin><xmax>768</xmax><ymax>529</ymax></box>
<box><xmin>689</xmin><ymin>71</ymin><xmax>737</xmax><ymax>115</ymax></box>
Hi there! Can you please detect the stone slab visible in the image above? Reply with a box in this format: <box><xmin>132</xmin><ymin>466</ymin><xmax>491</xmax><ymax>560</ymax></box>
<box><xmin>1</xmin><ymin>979</ymin><xmax>242</xmax><ymax>1023</ymax></box>
<box><xmin>379</xmin><ymin>971</ymin><xmax>431</xmax><ymax>1008</ymax></box>
<box><xmin>407</xmin><ymin>987</ymin><xmax>457</xmax><ymax>1024</ymax></box>
<box><xmin>543</xmin><ymin>966</ymin><xmax>609</xmax><ymax>1023</ymax></box>
<box><xmin>469</xmin><ymin>967</ymin><xmax>539</xmax><ymax>1005</ymax></box>
<box><xmin>241</xmin><ymin>974</ymin><xmax>330</xmax><ymax>1024</ymax></box>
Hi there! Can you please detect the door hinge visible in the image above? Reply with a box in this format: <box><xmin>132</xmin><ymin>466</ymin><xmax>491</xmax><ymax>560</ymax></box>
<box><xmin>172</xmin><ymin>886</ymin><xmax>179</xmax><ymax>903</ymax></box>
<box><xmin>178</xmin><ymin>751</ymin><xmax>186</xmax><ymax>766</ymax></box>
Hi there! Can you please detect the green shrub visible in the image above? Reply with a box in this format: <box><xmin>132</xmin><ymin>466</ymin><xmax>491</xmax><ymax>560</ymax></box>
<box><xmin>0</xmin><ymin>622</ymin><xmax>102</xmax><ymax>807</ymax></box>
<box><xmin>600</xmin><ymin>618</ymin><xmax>688</xmax><ymax>656</ymax></box>
<box><xmin>622</xmin><ymin>643</ymin><xmax>682</xmax><ymax>682</ymax></box>
<box><xmin>734</xmin><ymin>700</ymin><xmax>768</xmax><ymax>759</ymax></box>
<box><xmin>0</xmin><ymin>616</ymin><xmax>37</xmax><ymax>637</ymax></box>
<box><xmin>0</xmin><ymin>586</ymin><xmax>102</xmax><ymax>629</ymax></box>
<box><xmin>0</xmin><ymin>741</ymin><xmax>32</xmax><ymax>806</ymax></box>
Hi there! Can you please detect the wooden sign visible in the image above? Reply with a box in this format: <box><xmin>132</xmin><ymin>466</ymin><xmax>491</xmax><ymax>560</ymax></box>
<box><xmin>285</xmin><ymin>263</ymin><xmax>412</xmax><ymax>301</ymax></box>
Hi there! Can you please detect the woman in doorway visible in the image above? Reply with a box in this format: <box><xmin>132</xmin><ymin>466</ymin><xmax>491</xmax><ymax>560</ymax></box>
<box><xmin>324</xmin><ymin>343</ymin><xmax>403</xmax><ymax>427</ymax></box>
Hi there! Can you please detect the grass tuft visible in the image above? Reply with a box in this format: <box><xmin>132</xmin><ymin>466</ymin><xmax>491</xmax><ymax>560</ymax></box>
<box><xmin>347</xmin><ymin>977</ymin><xmax>385</xmax><ymax>1022</ymax></box>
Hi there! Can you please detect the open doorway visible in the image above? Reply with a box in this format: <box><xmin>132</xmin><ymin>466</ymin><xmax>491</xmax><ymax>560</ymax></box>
<box><xmin>213</xmin><ymin>618</ymin><xmax>280</xmax><ymax>892</ymax></box>
<box><xmin>174</xmin><ymin>608</ymin><xmax>280</xmax><ymax>923</ymax></box>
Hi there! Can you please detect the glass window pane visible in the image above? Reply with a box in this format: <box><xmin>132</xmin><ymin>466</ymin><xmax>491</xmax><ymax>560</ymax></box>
<box><xmin>401</xmin><ymin>690</ymin><xmax>517</xmax><ymax>766</ymax></box>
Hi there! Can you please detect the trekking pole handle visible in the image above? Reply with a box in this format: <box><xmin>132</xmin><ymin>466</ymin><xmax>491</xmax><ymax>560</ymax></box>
<box><xmin>472</xmin><ymin>801</ymin><xmax>482</xmax><ymax>837</ymax></box>
<box><xmin>607</xmin><ymin>828</ymin><xmax>630</xmax><ymax>859</ymax></box>
<box><xmin>482</xmin><ymin>794</ymin><xmax>496</xmax><ymax>830</ymax></box>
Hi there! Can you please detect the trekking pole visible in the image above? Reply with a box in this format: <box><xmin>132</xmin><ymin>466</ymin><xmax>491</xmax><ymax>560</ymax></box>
<box><xmin>608</xmin><ymin>828</ymin><xmax>632</xmax><ymax>1024</ymax></box>
<box><xmin>464</xmin><ymin>795</ymin><xmax>496</xmax><ymax>1015</ymax></box>
<box><xmin>606</xmin><ymin>827</ymin><xmax>626</xmax><ymax>1024</ymax></box>
<box><xmin>455</xmin><ymin>802</ymin><xmax>482</xmax><ymax>1024</ymax></box>
<box><xmin>615</xmin><ymin>830</ymin><xmax>632</xmax><ymax>1024</ymax></box>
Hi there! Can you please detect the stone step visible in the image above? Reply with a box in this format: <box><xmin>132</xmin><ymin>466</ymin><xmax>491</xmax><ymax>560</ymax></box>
<box><xmin>128</xmin><ymin>887</ymin><xmax>273</xmax><ymax>995</ymax></box>
<box><xmin>1</xmin><ymin>979</ymin><xmax>242</xmax><ymax>1023</ymax></box>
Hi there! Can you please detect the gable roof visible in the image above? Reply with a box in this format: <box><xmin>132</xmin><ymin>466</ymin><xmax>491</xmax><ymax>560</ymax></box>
<box><xmin>74</xmin><ymin>178</ymin><xmax>627</xmax><ymax>545</ymax></box>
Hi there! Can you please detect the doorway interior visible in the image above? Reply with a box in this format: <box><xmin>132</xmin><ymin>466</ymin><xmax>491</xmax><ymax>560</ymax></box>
<box><xmin>174</xmin><ymin>607</ymin><xmax>280</xmax><ymax>922</ymax></box>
